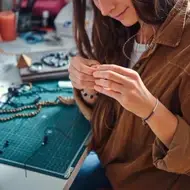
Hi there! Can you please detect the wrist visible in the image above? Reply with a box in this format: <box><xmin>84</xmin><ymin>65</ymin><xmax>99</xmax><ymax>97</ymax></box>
<box><xmin>144</xmin><ymin>98</ymin><xmax>178</xmax><ymax>147</ymax></box>
<box><xmin>141</xmin><ymin>96</ymin><xmax>158</xmax><ymax>125</ymax></box>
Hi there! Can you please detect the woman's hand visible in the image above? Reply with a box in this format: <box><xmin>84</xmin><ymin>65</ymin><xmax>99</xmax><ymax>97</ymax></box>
<box><xmin>68</xmin><ymin>56</ymin><xmax>100</xmax><ymax>90</ymax></box>
<box><xmin>93</xmin><ymin>64</ymin><xmax>157</xmax><ymax>118</ymax></box>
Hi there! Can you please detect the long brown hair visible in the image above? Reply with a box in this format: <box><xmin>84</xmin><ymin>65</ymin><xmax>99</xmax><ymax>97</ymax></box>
<box><xmin>73</xmin><ymin>0</ymin><xmax>176</xmax><ymax>151</ymax></box>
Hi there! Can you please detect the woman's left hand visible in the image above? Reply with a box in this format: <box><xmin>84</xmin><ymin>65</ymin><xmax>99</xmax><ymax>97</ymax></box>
<box><xmin>93</xmin><ymin>64</ymin><xmax>157</xmax><ymax>118</ymax></box>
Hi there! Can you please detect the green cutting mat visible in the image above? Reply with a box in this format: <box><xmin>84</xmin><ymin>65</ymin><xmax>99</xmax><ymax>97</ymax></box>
<box><xmin>0</xmin><ymin>81</ymin><xmax>91</xmax><ymax>179</ymax></box>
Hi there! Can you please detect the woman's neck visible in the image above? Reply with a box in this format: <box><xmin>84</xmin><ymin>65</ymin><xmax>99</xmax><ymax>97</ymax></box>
<box><xmin>136</xmin><ymin>24</ymin><xmax>159</xmax><ymax>44</ymax></box>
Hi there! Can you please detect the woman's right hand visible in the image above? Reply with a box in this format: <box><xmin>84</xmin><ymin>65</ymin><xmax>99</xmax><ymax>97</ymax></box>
<box><xmin>68</xmin><ymin>56</ymin><xmax>100</xmax><ymax>90</ymax></box>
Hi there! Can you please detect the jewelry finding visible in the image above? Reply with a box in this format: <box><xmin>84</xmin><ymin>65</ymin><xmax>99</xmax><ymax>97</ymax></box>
<box><xmin>29</xmin><ymin>62</ymin><xmax>43</xmax><ymax>73</ymax></box>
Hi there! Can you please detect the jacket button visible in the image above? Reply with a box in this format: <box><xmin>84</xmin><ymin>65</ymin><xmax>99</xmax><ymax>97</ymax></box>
<box><xmin>135</xmin><ymin>63</ymin><xmax>140</xmax><ymax>68</ymax></box>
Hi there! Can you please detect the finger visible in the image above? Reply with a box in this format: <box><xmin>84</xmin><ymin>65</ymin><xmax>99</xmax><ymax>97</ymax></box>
<box><xmin>97</xmin><ymin>64</ymin><xmax>137</xmax><ymax>79</ymax></box>
<box><xmin>95</xmin><ymin>79</ymin><xmax>124</xmax><ymax>93</ymax></box>
<box><xmin>94</xmin><ymin>85</ymin><xmax>121</xmax><ymax>100</ymax></box>
<box><xmin>69</xmin><ymin>73</ymin><xmax>78</xmax><ymax>84</ymax></box>
<box><xmin>93</xmin><ymin>70</ymin><xmax>130</xmax><ymax>85</ymax></box>
<box><xmin>71</xmin><ymin>81</ymin><xmax>83</xmax><ymax>90</ymax></box>
<box><xmin>71</xmin><ymin>56</ymin><xmax>98</xmax><ymax>75</ymax></box>
<box><xmin>69</xmin><ymin>64</ymin><xmax>95</xmax><ymax>82</ymax></box>
<box><xmin>75</xmin><ymin>56</ymin><xmax>99</xmax><ymax>66</ymax></box>
<box><xmin>69</xmin><ymin>74</ymin><xmax>95</xmax><ymax>89</ymax></box>
<box><xmin>94</xmin><ymin>70</ymin><xmax>137</xmax><ymax>89</ymax></box>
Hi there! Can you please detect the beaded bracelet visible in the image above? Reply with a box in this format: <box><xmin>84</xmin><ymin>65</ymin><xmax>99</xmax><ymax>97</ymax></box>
<box><xmin>142</xmin><ymin>98</ymin><xmax>159</xmax><ymax>125</ymax></box>
<box><xmin>81</xmin><ymin>89</ymin><xmax>99</xmax><ymax>99</ymax></box>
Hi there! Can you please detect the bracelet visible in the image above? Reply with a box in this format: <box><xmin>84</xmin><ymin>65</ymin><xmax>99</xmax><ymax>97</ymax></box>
<box><xmin>81</xmin><ymin>89</ymin><xmax>99</xmax><ymax>99</ymax></box>
<box><xmin>142</xmin><ymin>98</ymin><xmax>159</xmax><ymax>125</ymax></box>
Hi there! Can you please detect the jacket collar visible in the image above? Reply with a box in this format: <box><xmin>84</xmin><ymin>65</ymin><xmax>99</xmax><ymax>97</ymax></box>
<box><xmin>153</xmin><ymin>0</ymin><xmax>189</xmax><ymax>47</ymax></box>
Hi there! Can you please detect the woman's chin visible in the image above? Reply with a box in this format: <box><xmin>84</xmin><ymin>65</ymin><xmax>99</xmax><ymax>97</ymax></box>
<box><xmin>120</xmin><ymin>19</ymin><xmax>138</xmax><ymax>27</ymax></box>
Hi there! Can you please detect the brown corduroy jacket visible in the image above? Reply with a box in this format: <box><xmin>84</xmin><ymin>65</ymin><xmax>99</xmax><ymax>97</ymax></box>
<box><xmin>73</xmin><ymin>0</ymin><xmax>190</xmax><ymax>189</ymax></box>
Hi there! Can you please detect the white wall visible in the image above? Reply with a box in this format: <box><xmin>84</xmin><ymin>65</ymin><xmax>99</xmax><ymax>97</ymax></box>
<box><xmin>2</xmin><ymin>0</ymin><xmax>13</xmax><ymax>10</ymax></box>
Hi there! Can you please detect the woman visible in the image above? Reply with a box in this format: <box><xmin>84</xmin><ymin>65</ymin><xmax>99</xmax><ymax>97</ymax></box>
<box><xmin>69</xmin><ymin>0</ymin><xmax>190</xmax><ymax>189</ymax></box>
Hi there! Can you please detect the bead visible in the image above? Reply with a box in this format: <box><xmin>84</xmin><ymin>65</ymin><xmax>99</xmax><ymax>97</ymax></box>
<box><xmin>0</xmin><ymin>84</ymin><xmax>73</xmax><ymax>122</ymax></box>
<box><xmin>3</xmin><ymin>140</ymin><xmax>9</xmax><ymax>148</ymax></box>
<box><xmin>42</xmin><ymin>136</ymin><xmax>48</xmax><ymax>146</ymax></box>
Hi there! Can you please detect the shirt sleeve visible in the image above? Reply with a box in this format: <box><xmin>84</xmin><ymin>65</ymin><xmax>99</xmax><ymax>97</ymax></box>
<box><xmin>73</xmin><ymin>88</ymin><xmax>93</xmax><ymax>121</ymax></box>
<box><xmin>152</xmin><ymin>76</ymin><xmax>190</xmax><ymax>175</ymax></box>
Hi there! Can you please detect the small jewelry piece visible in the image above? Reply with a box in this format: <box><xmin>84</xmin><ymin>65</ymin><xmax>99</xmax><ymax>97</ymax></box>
<box><xmin>28</xmin><ymin>51</ymin><xmax>69</xmax><ymax>73</ymax></box>
<box><xmin>29</xmin><ymin>62</ymin><xmax>43</xmax><ymax>73</ymax></box>
<box><xmin>142</xmin><ymin>98</ymin><xmax>159</xmax><ymax>125</ymax></box>
<box><xmin>122</xmin><ymin>33</ymin><xmax>153</xmax><ymax>62</ymax></box>
<box><xmin>81</xmin><ymin>90</ymin><xmax>99</xmax><ymax>99</ymax></box>
<box><xmin>0</xmin><ymin>140</ymin><xmax>10</xmax><ymax>155</ymax></box>
<box><xmin>42</xmin><ymin>135</ymin><xmax>48</xmax><ymax>146</ymax></box>
<box><xmin>3</xmin><ymin>140</ymin><xmax>9</xmax><ymax>148</ymax></box>
<box><xmin>41</xmin><ymin>52</ymin><xmax>69</xmax><ymax>67</ymax></box>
